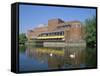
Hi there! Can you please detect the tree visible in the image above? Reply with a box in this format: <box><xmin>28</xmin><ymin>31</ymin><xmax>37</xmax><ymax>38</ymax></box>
<box><xmin>19</xmin><ymin>33</ymin><xmax>27</xmax><ymax>44</ymax></box>
<box><xmin>85</xmin><ymin>16</ymin><xmax>96</xmax><ymax>47</ymax></box>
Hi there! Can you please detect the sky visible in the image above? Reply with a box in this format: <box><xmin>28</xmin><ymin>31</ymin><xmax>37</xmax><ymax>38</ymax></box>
<box><xmin>19</xmin><ymin>4</ymin><xmax>96</xmax><ymax>33</ymax></box>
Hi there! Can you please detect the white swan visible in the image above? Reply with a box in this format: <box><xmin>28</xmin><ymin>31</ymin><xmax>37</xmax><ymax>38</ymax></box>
<box><xmin>50</xmin><ymin>53</ymin><xmax>53</xmax><ymax>57</ymax></box>
<box><xmin>70</xmin><ymin>53</ymin><xmax>75</xmax><ymax>58</ymax></box>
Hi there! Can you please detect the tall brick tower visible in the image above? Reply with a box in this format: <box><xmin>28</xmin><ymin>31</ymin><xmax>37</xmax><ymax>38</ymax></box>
<box><xmin>64</xmin><ymin>21</ymin><xmax>83</xmax><ymax>42</ymax></box>
<box><xmin>48</xmin><ymin>19</ymin><xmax>64</xmax><ymax>31</ymax></box>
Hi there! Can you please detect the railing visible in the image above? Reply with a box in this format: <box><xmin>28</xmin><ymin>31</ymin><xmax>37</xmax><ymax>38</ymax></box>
<box><xmin>36</xmin><ymin>35</ymin><xmax>64</xmax><ymax>39</ymax></box>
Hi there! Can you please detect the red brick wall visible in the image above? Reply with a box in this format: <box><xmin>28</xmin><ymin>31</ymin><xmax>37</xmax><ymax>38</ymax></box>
<box><xmin>48</xmin><ymin>19</ymin><xmax>64</xmax><ymax>31</ymax></box>
<box><xmin>26</xmin><ymin>19</ymin><xmax>84</xmax><ymax>42</ymax></box>
<box><xmin>64</xmin><ymin>23</ymin><xmax>83</xmax><ymax>42</ymax></box>
<box><xmin>27</xmin><ymin>26</ymin><xmax>48</xmax><ymax>40</ymax></box>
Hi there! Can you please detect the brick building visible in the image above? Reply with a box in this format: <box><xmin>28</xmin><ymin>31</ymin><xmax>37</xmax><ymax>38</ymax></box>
<box><xmin>26</xmin><ymin>18</ymin><xmax>85</xmax><ymax>42</ymax></box>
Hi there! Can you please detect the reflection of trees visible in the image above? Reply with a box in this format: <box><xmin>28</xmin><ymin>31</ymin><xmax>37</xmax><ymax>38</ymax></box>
<box><xmin>25</xmin><ymin>46</ymin><xmax>96</xmax><ymax>69</ymax></box>
<box><xmin>19</xmin><ymin>45</ymin><xmax>26</xmax><ymax>53</ymax></box>
<box><xmin>85</xmin><ymin>48</ymin><xmax>96</xmax><ymax>67</ymax></box>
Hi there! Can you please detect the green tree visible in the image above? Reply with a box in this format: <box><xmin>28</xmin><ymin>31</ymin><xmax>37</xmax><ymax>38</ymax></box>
<box><xmin>19</xmin><ymin>33</ymin><xmax>27</xmax><ymax>44</ymax></box>
<box><xmin>85</xmin><ymin>16</ymin><xmax>96</xmax><ymax>47</ymax></box>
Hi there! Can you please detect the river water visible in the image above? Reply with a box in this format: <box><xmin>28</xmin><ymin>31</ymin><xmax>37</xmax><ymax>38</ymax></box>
<box><xmin>19</xmin><ymin>45</ymin><xmax>97</xmax><ymax>72</ymax></box>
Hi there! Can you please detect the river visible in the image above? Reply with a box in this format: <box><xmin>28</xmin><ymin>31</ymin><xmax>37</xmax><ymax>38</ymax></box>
<box><xmin>19</xmin><ymin>45</ymin><xmax>97</xmax><ymax>72</ymax></box>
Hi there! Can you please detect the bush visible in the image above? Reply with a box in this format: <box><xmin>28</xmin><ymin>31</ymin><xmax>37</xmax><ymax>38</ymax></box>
<box><xmin>19</xmin><ymin>33</ymin><xmax>27</xmax><ymax>44</ymax></box>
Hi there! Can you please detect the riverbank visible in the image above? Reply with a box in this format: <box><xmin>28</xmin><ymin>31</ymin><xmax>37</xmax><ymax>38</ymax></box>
<box><xmin>43</xmin><ymin>41</ymin><xmax>86</xmax><ymax>47</ymax></box>
<box><xmin>25</xmin><ymin>40</ymin><xmax>86</xmax><ymax>47</ymax></box>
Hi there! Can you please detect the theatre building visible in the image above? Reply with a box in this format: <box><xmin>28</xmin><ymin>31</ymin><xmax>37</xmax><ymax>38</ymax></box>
<box><xmin>26</xmin><ymin>18</ymin><xmax>85</xmax><ymax>45</ymax></box>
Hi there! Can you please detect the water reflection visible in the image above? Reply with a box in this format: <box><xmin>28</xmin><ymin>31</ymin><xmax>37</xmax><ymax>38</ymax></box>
<box><xmin>19</xmin><ymin>45</ymin><xmax>96</xmax><ymax>71</ymax></box>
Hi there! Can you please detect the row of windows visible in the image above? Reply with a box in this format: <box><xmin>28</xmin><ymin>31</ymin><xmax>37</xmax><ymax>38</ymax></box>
<box><xmin>57</xmin><ymin>25</ymin><xmax>71</xmax><ymax>29</ymax></box>
<box><xmin>38</xmin><ymin>31</ymin><xmax>64</xmax><ymax>37</ymax></box>
<box><xmin>57</xmin><ymin>24</ymin><xmax>81</xmax><ymax>29</ymax></box>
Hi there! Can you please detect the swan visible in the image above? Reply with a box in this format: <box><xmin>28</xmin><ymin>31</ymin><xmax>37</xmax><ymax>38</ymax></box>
<box><xmin>50</xmin><ymin>53</ymin><xmax>53</xmax><ymax>56</ymax></box>
<box><xmin>70</xmin><ymin>53</ymin><xmax>75</xmax><ymax>58</ymax></box>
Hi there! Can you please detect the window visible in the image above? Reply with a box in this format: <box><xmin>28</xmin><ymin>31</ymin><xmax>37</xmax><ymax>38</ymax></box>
<box><xmin>62</xmin><ymin>31</ymin><xmax>64</xmax><ymax>35</ymax></box>
<box><xmin>75</xmin><ymin>24</ymin><xmax>80</xmax><ymax>28</ymax></box>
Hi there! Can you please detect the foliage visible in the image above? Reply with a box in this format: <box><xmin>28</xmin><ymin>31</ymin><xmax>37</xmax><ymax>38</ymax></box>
<box><xmin>19</xmin><ymin>45</ymin><xmax>26</xmax><ymax>52</ymax></box>
<box><xmin>84</xmin><ymin>16</ymin><xmax>96</xmax><ymax>47</ymax></box>
<box><xmin>19</xmin><ymin>33</ymin><xmax>27</xmax><ymax>44</ymax></box>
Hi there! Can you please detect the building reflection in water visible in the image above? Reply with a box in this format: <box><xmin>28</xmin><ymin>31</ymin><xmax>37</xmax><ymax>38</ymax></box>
<box><xmin>25</xmin><ymin>46</ymin><xmax>96</xmax><ymax>70</ymax></box>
